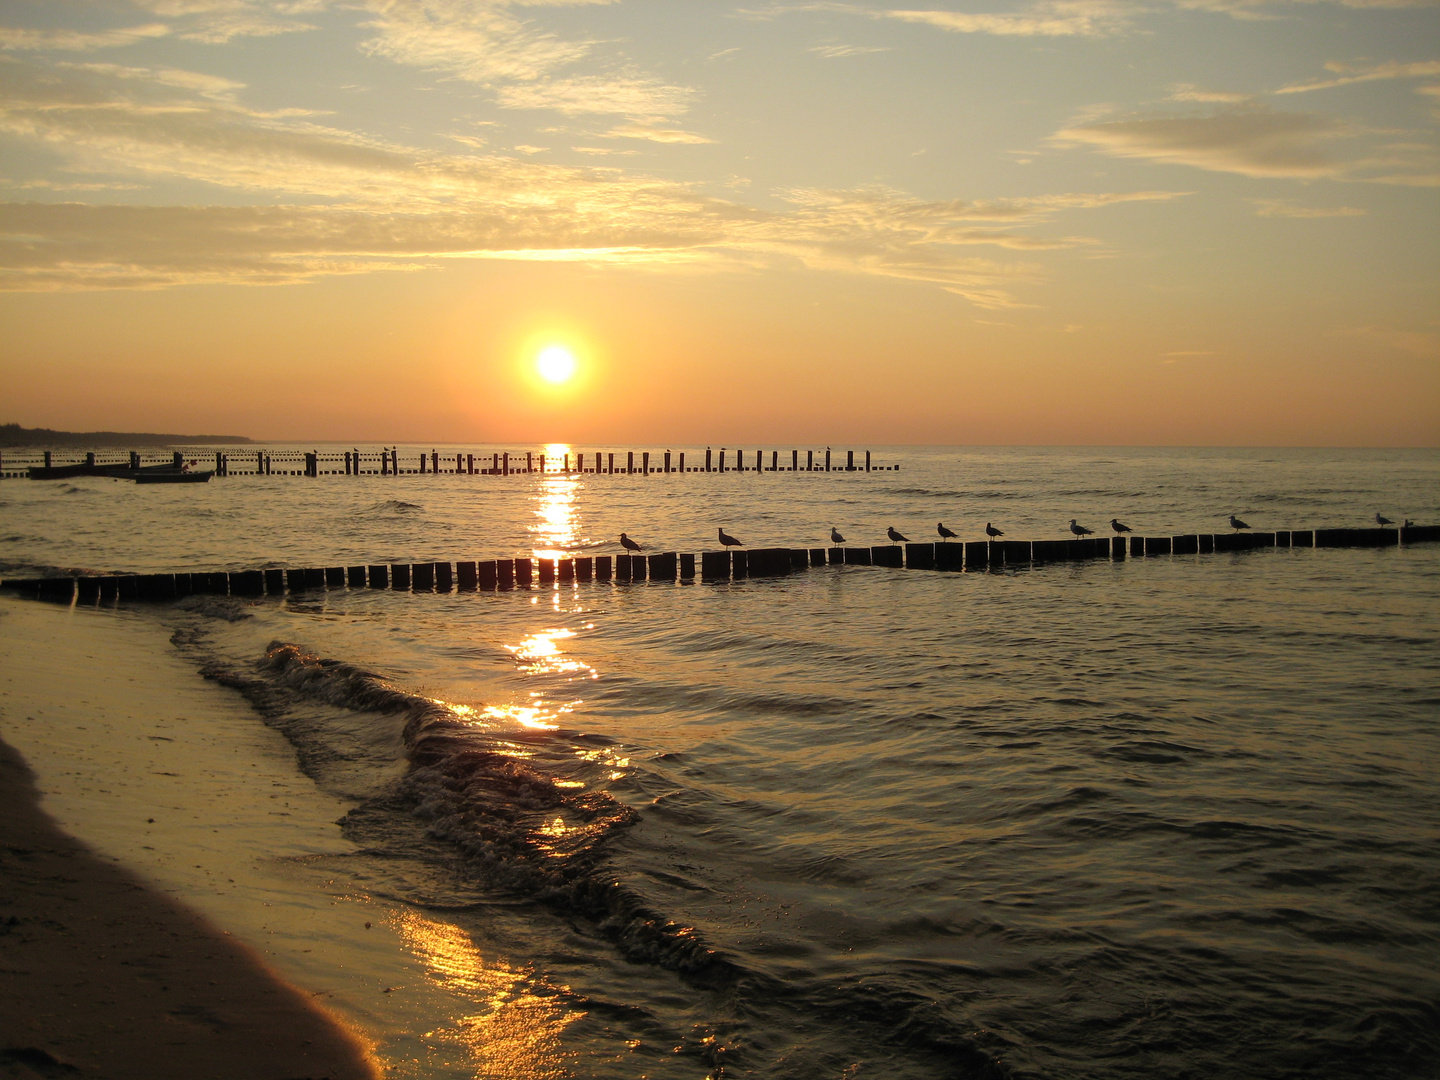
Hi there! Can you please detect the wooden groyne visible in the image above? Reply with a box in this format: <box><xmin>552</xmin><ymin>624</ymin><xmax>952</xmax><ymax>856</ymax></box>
<box><xmin>2</xmin><ymin>447</ymin><xmax>896</xmax><ymax>479</ymax></box>
<box><xmin>4</xmin><ymin>526</ymin><xmax>1435</xmax><ymax>604</ymax></box>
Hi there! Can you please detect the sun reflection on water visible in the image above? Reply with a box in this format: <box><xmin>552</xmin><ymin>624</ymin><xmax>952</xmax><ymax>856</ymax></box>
<box><xmin>531</xmin><ymin>443</ymin><xmax>580</xmax><ymax>561</ymax></box>
<box><xmin>506</xmin><ymin>628</ymin><xmax>595</xmax><ymax>678</ymax></box>
<box><xmin>391</xmin><ymin>910</ymin><xmax>580</xmax><ymax>1080</ymax></box>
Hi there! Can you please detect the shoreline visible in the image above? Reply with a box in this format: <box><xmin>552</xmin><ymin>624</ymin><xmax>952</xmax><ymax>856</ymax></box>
<box><xmin>0</xmin><ymin>733</ymin><xmax>379</xmax><ymax>1079</ymax></box>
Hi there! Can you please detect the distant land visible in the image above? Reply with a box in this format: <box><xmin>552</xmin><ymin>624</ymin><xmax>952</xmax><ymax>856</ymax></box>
<box><xmin>1</xmin><ymin>424</ymin><xmax>252</xmax><ymax>447</ymax></box>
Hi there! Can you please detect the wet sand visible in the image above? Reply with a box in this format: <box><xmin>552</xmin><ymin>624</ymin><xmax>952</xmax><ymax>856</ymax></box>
<box><xmin>0</xmin><ymin>734</ymin><xmax>379</xmax><ymax>1080</ymax></box>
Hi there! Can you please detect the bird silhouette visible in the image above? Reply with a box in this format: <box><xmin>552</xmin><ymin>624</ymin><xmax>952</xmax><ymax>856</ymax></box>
<box><xmin>718</xmin><ymin>528</ymin><xmax>743</xmax><ymax>547</ymax></box>
<box><xmin>1403</xmin><ymin>518</ymin><xmax>1414</xmax><ymax>528</ymax></box>
<box><xmin>1375</xmin><ymin>512</ymin><xmax>1394</xmax><ymax>526</ymax></box>
<box><xmin>1110</xmin><ymin>518</ymin><xmax>1132</xmax><ymax>534</ymax></box>
<box><xmin>1069</xmin><ymin>519</ymin><xmax>1093</xmax><ymax>537</ymax></box>
<box><xmin>1229</xmin><ymin>515</ymin><xmax>1250</xmax><ymax>531</ymax></box>
<box><xmin>619</xmin><ymin>533</ymin><xmax>643</xmax><ymax>552</ymax></box>
<box><xmin>985</xmin><ymin>522</ymin><xmax>1003</xmax><ymax>538</ymax></box>
<box><xmin>937</xmin><ymin>522</ymin><xmax>957</xmax><ymax>542</ymax></box>
<box><xmin>887</xmin><ymin>526</ymin><xmax>909</xmax><ymax>544</ymax></box>
<box><xmin>830</xmin><ymin>526</ymin><xmax>845</xmax><ymax>545</ymax></box>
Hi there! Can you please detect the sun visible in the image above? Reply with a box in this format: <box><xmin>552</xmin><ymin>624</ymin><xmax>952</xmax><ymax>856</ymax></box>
<box><xmin>536</xmin><ymin>345</ymin><xmax>578</xmax><ymax>384</ymax></box>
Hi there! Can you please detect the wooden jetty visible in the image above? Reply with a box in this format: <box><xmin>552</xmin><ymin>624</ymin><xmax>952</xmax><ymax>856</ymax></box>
<box><xmin>1</xmin><ymin>447</ymin><xmax>896</xmax><ymax>479</ymax></box>
<box><xmin>4</xmin><ymin>525</ymin><xmax>1436</xmax><ymax>605</ymax></box>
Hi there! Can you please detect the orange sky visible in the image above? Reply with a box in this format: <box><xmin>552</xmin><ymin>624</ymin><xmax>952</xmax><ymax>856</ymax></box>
<box><xmin>1</xmin><ymin>1</ymin><xmax>1436</xmax><ymax>445</ymax></box>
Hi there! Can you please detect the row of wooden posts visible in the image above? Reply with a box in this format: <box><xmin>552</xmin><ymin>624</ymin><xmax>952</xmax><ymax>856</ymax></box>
<box><xmin>3</xmin><ymin>448</ymin><xmax>895</xmax><ymax>478</ymax></box>
<box><xmin>3</xmin><ymin>525</ymin><xmax>1434</xmax><ymax>604</ymax></box>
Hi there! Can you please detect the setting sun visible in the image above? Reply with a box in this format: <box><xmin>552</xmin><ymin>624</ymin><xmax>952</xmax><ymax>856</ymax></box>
<box><xmin>536</xmin><ymin>345</ymin><xmax>577</xmax><ymax>385</ymax></box>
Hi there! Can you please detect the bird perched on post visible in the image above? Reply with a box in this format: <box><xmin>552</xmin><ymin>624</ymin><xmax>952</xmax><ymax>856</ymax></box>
<box><xmin>985</xmin><ymin>522</ymin><xmax>1003</xmax><ymax>538</ymax></box>
<box><xmin>1069</xmin><ymin>519</ymin><xmax>1093</xmax><ymax>537</ymax></box>
<box><xmin>1375</xmin><ymin>513</ymin><xmax>1394</xmax><ymax>526</ymax></box>
<box><xmin>1110</xmin><ymin>519</ymin><xmax>1132</xmax><ymax>534</ymax></box>
<box><xmin>619</xmin><ymin>533</ymin><xmax>643</xmax><ymax>552</ymax></box>
<box><xmin>718</xmin><ymin>528</ymin><xmax>743</xmax><ymax>547</ymax></box>
<box><xmin>830</xmin><ymin>527</ymin><xmax>845</xmax><ymax>545</ymax></box>
<box><xmin>887</xmin><ymin>526</ymin><xmax>909</xmax><ymax>544</ymax></box>
<box><xmin>1403</xmin><ymin>518</ymin><xmax>1414</xmax><ymax>529</ymax></box>
<box><xmin>937</xmin><ymin>522</ymin><xmax>957</xmax><ymax>542</ymax></box>
<box><xmin>1229</xmin><ymin>515</ymin><xmax>1250</xmax><ymax>531</ymax></box>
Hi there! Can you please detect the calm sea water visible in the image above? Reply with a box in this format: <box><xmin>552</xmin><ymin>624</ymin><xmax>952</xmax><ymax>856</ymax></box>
<box><xmin>4</xmin><ymin>446</ymin><xmax>1439</xmax><ymax>1079</ymax></box>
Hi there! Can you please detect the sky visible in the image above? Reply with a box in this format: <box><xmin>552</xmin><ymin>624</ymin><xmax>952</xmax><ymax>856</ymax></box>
<box><xmin>0</xmin><ymin>0</ymin><xmax>1436</xmax><ymax>445</ymax></box>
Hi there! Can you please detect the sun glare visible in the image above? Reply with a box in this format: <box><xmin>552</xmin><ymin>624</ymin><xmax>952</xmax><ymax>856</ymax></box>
<box><xmin>536</xmin><ymin>345</ymin><xmax>577</xmax><ymax>384</ymax></box>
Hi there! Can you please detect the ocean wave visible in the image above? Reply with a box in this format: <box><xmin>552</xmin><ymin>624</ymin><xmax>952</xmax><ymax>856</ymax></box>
<box><xmin>210</xmin><ymin>642</ymin><xmax>733</xmax><ymax>981</ymax></box>
<box><xmin>361</xmin><ymin>499</ymin><xmax>423</xmax><ymax>514</ymax></box>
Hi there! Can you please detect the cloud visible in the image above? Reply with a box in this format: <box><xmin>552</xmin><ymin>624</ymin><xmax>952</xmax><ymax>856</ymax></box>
<box><xmin>496</xmin><ymin>73</ymin><xmax>693</xmax><ymax>118</ymax></box>
<box><xmin>1276</xmin><ymin>59</ymin><xmax>1440</xmax><ymax>94</ymax></box>
<box><xmin>888</xmin><ymin>2</ymin><xmax>1139</xmax><ymax>37</ymax></box>
<box><xmin>810</xmin><ymin>43</ymin><xmax>891</xmax><ymax>56</ymax></box>
<box><xmin>0</xmin><ymin>58</ymin><xmax>1186</xmax><ymax>305</ymax></box>
<box><xmin>1054</xmin><ymin>104</ymin><xmax>1356</xmax><ymax>177</ymax></box>
<box><xmin>605</xmin><ymin>123</ymin><xmax>715</xmax><ymax>144</ymax></box>
<box><xmin>1249</xmin><ymin>198</ymin><xmax>1367</xmax><ymax>216</ymax></box>
<box><xmin>1167</xmin><ymin>83</ymin><xmax>1252</xmax><ymax>104</ymax></box>
<box><xmin>0</xmin><ymin>24</ymin><xmax>172</xmax><ymax>52</ymax></box>
<box><xmin>1174</xmin><ymin>0</ymin><xmax>1436</xmax><ymax>15</ymax></box>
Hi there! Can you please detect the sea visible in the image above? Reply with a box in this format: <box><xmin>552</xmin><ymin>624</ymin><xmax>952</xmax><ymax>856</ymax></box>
<box><xmin>3</xmin><ymin>445</ymin><xmax>1438</xmax><ymax>1080</ymax></box>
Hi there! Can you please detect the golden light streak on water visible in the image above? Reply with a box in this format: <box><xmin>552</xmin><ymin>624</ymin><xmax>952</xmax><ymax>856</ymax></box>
<box><xmin>390</xmin><ymin>911</ymin><xmax>581</xmax><ymax>1080</ymax></box>
<box><xmin>531</xmin><ymin>444</ymin><xmax>579</xmax><ymax>561</ymax></box>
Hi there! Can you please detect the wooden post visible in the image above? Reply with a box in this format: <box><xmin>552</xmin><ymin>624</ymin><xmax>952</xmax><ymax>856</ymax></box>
<box><xmin>965</xmin><ymin>541</ymin><xmax>988</xmax><ymax>569</ymax></box>
<box><xmin>538</xmin><ymin>559</ymin><xmax>555</xmax><ymax>585</ymax></box>
<box><xmin>419</xmin><ymin>453</ymin><xmax>426</xmax><ymax>475</ymax></box>
<box><xmin>847</xmin><ymin>450</ymin><xmax>854</xmax><ymax>471</ymax></box>
<box><xmin>648</xmin><ymin>552</ymin><xmax>676</xmax><ymax>581</ymax></box>
<box><xmin>411</xmin><ymin>563</ymin><xmax>434</xmax><ymax>591</ymax></box>
<box><xmin>719</xmin><ymin>450</ymin><xmax>727</xmax><ymax>473</ymax></box>
<box><xmin>265</xmin><ymin>568</ymin><xmax>285</xmax><ymax>594</ymax></box>
<box><xmin>793</xmin><ymin>450</ymin><xmax>799</xmax><ymax>471</ymax></box>
<box><xmin>664</xmin><ymin>451</ymin><xmax>671</xmax><ymax>473</ymax></box>
<box><xmin>514</xmin><ymin>558</ymin><xmax>533</xmax><ymax>586</ymax></box>
<box><xmin>680</xmin><ymin>553</ymin><xmax>695</xmax><ymax>579</ymax></box>
<box><xmin>467</xmin><ymin>453</ymin><xmax>474</xmax><ymax>475</ymax></box>
<box><xmin>789</xmin><ymin>549</ymin><xmax>808</xmax><ymax>570</ymax></box>
<box><xmin>526</xmin><ymin>452</ymin><xmax>533</xmax><ymax>474</ymax></box>
<box><xmin>679</xmin><ymin>452</ymin><xmax>686</xmax><ymax>472</ymax></box>
<box><xmin>1199</xmin><ymin>534</ymin><xmax>1215</xmax><ymax>554</ymax></box>
<box><xmin>934</xmin><ymin>543</ymin><xmax>962</xmax><ymax>571</ymax></box>
<box><xmin>431</xmin><ymin>450</ymin><xmax>439</xmax><ymax>473</ymax></box>
<box><xmin>539</xmin><ymin>454</ymin><xmax>546</xmax><ymax>474</ymax></box>
<box><xmin>1172</xmin><ymin>535</ymin><xmax>1198</xmax><ymax>555</ymax></box>
<box><xmin>391</xmin><ymin>564</ymin><xmax>411</xmax><ymax>590</ymax></box>
<box><xmin>905</xmin><ymin>543</ymin><xmax>935</xmax><ymax>570</ymax></box>
<box><xmin>1111</xmin><ymin>536</ymin><xmax>1128</xmax><ymax>559</ymax></box>
<box><xmin>503</xmin><ymin>452</ymin><xmax>509</xmax><ymax>476</ymax></box>
<box><xmin>871</xmin><ymin>545</ymin><xmax>902</xmax><ymax>568</ymax></box>
<box><xmin>232</xmin><ymin>570</ymin><xmax>264</xmax><ymax>596</ymax></box>
<box><xmin>827</xmin><ymin>547</ymin><xmax>844</xmax><ymax>565</ymax></box>
<box><xmin>434</xmin><ymin>562</ymin><xmax>453</xmax><ymax>592</ymax></box>
<box><xmin>496</xmin><ymin>560</ymin><xmax>515</xmax><ymax>589</ymax></box>
<box><xmin>755</xmin><ymin>450</ymin><xmax>762</xmax><ymax>473</ymax></box>
<box><xmin>701</xmin><ymin>550</ymin><xmax>730</xmax><ymax>580</ymax></box>
<box><xmin>216</xmin><ymin>451</ymin><xmax>223</xmax><ymax>474</ymax></box>
<box><xmin>457</xmin><ymin>562</ymin><xmax>477</xmax><ymax>591</ymax></box>
<box><xmin>492</xmin><ymin>453</ymin><xmax>499</xmax><ymax>474</ymax></box>
<box><xmin>478</xmin><ymin>561</ymin><xmax>498</xmax><ymax>590</ymax></box>
<box><xmin>865</xmin><ymin>451</ymin><xmax>871</xmax><ymax>472</ymax></box>
<box><xmin>346</xmin><ymin>566</ymin><xmax>365</xmax><ymax>588</ymax></box>
<box><xmin>614</xmin><ymin>554</ymin><xmax>633</xmax><ymax>582</ymax></box>
<box><xmin>608</xmin><ymin>452</ymin><xmax>615</xmax><ymax>474</ymax></box>
<box><xmin>825</xmin><ymin>449</ymin><xmax>831</xmax><ymax>472</ymax></box>
<box><xmin>559</xmin><ymin>558</ymin><xmax>574</xmax><ymax>583</ymax></box>
<box><xmin>627</xmin><ymin>451</ymin><xmax>634</xmax><ymax>475</ymax></box>
<box><xmin>771</xmin><ymin>451</ymin><xmax>778</xmax><ymax>472</ymax></box>
<box><xmin>578</xmin><ymin>453</ymin><xmax>585</xmax><ymax>473</ymax></box>
<box><xmin>325</xmin><ymin>567</ymin><xmax>345</xmax><ymax>587</ymax></box>
<box><xmin>564</xmin><ymin>453</ymin><xmax>570</xmax><ymax>473</ymax></box>
<box><xmin>1144</xmin><ymin>537</ymin><xmax>1172</xmax><ymax>556</ymax></box>
<box><xmin>595</xmin><ymin>555</ymin><xmax>612</xmax><ymax>581</ymax></box>
<box><xmin>575</xmin><ymin>557</ymin><xmax>593</xmax><ymax>582</ymax></box>
<box><xmin>706</xmin><ymin>448</ymin><xmax>713</xmax><ymax>472</ymax></box>
<box><xmin>807</xmin><ymin>450</ymin><xmax>814</xmax><ymax>471</ymax></box>
<box><xmin>643</xmin><ymin>451</ymin><xmax>650</xmax><ymax>475</ymax></box>
<box><xmin>843</xmin><ymin>547</ymin><xmax>872</xmax><ymax>565</ymax></box>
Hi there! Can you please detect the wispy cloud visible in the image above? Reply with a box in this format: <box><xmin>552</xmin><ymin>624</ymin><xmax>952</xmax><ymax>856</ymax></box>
<box><xmin>0</xmin><ymin>58</ymin><xmax>1188</xmax><ymax>304</ymax></box>
<box><xmin>889</xmin><ymin>1</ymin><xmax>1139</xmax><ymax>38</ymax></box>
<box><xmin>810</xmin><ymin>43</ymin><xmax>891</xmax><ymax>56</ymax></box>
<box><xmin>1054</xmin><ymin>104</ymin><xmax>1356</xmax><ymax>178</ymax></box>
<box><xmin>496</xmin><ymin>73</ymin><xmax>693</xmax><ymax>118</ymax></box>
<box><xmin>1249</xmin><ymin>198</ymin><xmax>1367</xmax><ymax>216</ymax></box>
<box><xmin>1276</xmin><ymin>59</ymin><xmax>1440</xmax><ymax>94</ymax></box>
<box><xmin>0</xmin><ymin>24</ymin><xmax>172</xmax><ymax>52</ymax></box>
<box><xmin>605</xmin><ymin>123</ymin><xmax>715</xmax><ymax>144</ymax></box>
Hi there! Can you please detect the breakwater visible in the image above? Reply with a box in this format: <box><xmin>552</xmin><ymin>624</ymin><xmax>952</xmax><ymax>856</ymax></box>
<box><xmin>3</xmin><ymin>446</ymin><xmax>895</xmax><ymax>479</ymax></box>
<box><xmin>5</xmin><ymin>525</ymin><xmax>1434</xmax><ymax>604</ymax></box>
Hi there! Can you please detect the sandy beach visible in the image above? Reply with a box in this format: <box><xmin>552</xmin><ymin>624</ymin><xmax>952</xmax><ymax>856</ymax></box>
<box><xmin>0</xmin><ymin>597</ymin><xmax>381</xmax><ymax>1079</ymax></box>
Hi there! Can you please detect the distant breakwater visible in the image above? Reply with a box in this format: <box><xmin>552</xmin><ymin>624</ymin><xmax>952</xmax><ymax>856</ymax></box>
<box><xmin>4</xmin><ymin>525</ymin><xmax>1435</xmax><ymax>605</ymax></box>
<box><xmin>2</xmin><ymin>447</ymin><xmax>896</xmax><ymax>479</ymax></box>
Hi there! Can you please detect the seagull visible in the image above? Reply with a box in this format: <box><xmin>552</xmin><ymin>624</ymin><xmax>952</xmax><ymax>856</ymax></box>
<box><xmin>1375</xmin><ymin>513</ymin><xmax>1394</xmax><ymax>526</ymax></box>
<box><xmin>1110</xmin><ymin>519</ymin><xmax>1132</xmax><ymax>534</ymax></box>
<box><xmin>718</xmin><ymin>528</ymin><xmax>743</xmax><ymax>547</ymax></box>
<box><xmin>887</xmin><ymin>526</ymin><xmax>910</xmax><ymax>544</ymax></box>
<box><xmin>1069</xmin><ymin>519</ymin><xmax>1093</xmax><ymax>537</ymax></box>
<box><xmin>619</xmin><ymin>533</ymin><xmax>643</xmax><ymax>552</ymax></box>
<box><xmin>937</xmin><ymin>522</ymin><xmax>958</xmax><ymax>542</ymax></box>
<box><xmin>985</xmin><ymin>522</ymin><xmax>1004</xmax><ymax>538</ymax></box>
<box><xmin>1229</xmin><ymin>515</ymin><xmax>1250</xmax><ymax>531</ymax></box>
<box><xmin>830</xmin><ymin>526</ymin><xmax>845</xmax><ymax>545</ymax></box>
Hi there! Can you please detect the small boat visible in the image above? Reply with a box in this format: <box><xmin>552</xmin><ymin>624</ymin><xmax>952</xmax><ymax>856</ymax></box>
<box><xmin>133</xmin><ymin>469</ymin><xmax>213</xmax><ymax>484</ymax></box>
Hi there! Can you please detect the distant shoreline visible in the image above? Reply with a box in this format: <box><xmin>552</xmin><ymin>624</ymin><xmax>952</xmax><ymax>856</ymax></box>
<box><xmin>1</xmin><ymin>423</ymin><xmax>252</xmax><ymax>447</ymax></box>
